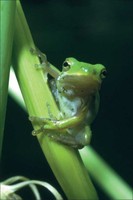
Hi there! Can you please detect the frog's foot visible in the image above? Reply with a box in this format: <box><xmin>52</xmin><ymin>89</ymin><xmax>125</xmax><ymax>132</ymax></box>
<box><xmin>30</xmin><ymin>47</ymin><xmax>50</xmax><ymax>71</ymax></box>
<box><xmin>47</xmin><ymin>132</ymin><xmax>83</xmax><ymax>149</ymax></box>
<box><xmin>30</xmin><ymin>47</ymin><xmax>47</xmax><ymax>63</ymax></box>
<box><xmin>29</xmin><ymin>116</ymin><xmax>50</xmax><ymax>125</ymax></box>
<box><xmin>30</xmin><ymin>47</ymin><xmax>60</xmax><ymax>78</ymax></box>
<box><xmin>29</xmin><ymin>116</ymin><xmax>61</xmax><ymax>136</ymax></box>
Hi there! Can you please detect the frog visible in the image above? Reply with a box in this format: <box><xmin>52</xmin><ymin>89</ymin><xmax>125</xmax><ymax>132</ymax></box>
<box><xmin>29</xmin><ymin>49</ymin><xmax>107</xmax><ymax>149</ymax></box>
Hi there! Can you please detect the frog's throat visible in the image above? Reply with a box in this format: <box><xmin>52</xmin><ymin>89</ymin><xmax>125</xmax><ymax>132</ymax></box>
<box><xmin>58</xmin><ymin>75</ymin><xmax>101</xmax><ymax>90</ymax></box>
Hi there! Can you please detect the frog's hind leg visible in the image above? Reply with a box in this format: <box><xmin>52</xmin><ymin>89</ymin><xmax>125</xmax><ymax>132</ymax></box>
<box><xmin>47</xmin><ymin>131</ymin><xmax>83</xmax><ymax>148</ymax></box>
<box><xmin>75</xmin><ymin>126</ymin><xmax>92</xmax><ymax>146</ymax></box>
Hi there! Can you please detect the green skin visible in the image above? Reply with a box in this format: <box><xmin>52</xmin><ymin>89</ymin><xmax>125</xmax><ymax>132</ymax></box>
<box><xmin>29</xmin><ymin>49</ymin><xmax>106</xmax><ymax>148</ymax></box>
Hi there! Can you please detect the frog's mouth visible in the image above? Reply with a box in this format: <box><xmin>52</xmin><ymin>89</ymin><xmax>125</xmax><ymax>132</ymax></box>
<box><xmin>60</xmin><ymin>75</ymin><xmax>101</xmax><ymax>95</ymax></box>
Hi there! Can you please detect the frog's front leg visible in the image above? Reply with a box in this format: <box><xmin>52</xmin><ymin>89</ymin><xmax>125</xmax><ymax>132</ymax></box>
<box><xmin>30</xmin><ymin>47</ymin><xmax>48</xmax><ymax>65</ymax></box>
<box><xmin>29</xmin><ymin>108</ymin><xmax>89</xmax><ymax>148</ymax></box>
<box><xmin>29</xmin><ymin>112</ymin><xmax>84</xmax><ymax>133</ymax></box>
<box><xmin>29</xmin><ymin>106</ymin><xmax>87</xmax><ymax>133</ymax></box>
<box><xmin>29</xmin><ymin>116</ymin><xmax>61</xmax><ymax>136</ymax></box>
<box><xmin>30</xmin><ymin>48</ymin><xmax>60</xmax><ymax>78</ymax></box>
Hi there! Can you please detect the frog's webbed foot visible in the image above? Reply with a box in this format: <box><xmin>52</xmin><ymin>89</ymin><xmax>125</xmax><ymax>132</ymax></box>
<box><xmin>30</xmin><ymin>47</ymin><xmax>48</xmax><ymax>64</ymax></box>
<box><xmin>48</xmin><ymin>126</ymin><xmax>92</xmax><ymax>149</ymax></box>
<box><xmin>29</xmin><ymin>116</ymin><xmax>51</xmax><ymax>125</ymax></box>
<box><xmin>30</xmin><ymin>48</ymin><xmax>60</xmax><ymax>78</ymax></box>
<box><xmin>30</xmin><ymin>47</ymin><xmax>50</xmax><ymax>73</ymax></box>
<box><xmin>47</xmin><ymin>132</ymin><xmax>84</xmax><ymax>149</ymax></box>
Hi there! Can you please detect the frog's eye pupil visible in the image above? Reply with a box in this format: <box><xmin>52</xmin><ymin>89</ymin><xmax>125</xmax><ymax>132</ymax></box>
<box><xmin>100</xmin><ymin>69</ymin><xmax>107</xmax><ymax>79</ymax></box>
<box><xmin>62</xmin><ymin>61</ymin><xmax>71</xmax><ymax>71</ymax></box>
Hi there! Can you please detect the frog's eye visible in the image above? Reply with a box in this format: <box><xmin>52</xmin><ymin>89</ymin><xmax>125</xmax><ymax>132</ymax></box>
<box><xmin>100</xmin><ymin>69</ymin><xmax>107</xmax><ymax>79</ymax></box>
<box><xmin>62</xmin><ymin>61</ymin><xmax>71</xmax><ymax>71</ymax></box>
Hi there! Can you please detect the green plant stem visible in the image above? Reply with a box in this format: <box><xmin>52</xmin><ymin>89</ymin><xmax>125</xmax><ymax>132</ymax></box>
<box><xmin>0</xmin><ymin>1</ymin><xmax>16</xmax><ymax>158</ymax></box>
<box><xmin>80</xmin><ymin>146</ymin><xmax>133</xmax><ymax>200</ymax></box>
<box><xmin>12</xmin><ymin>1</ymin><xmax>98</xmax><ymax>199</ymax></box>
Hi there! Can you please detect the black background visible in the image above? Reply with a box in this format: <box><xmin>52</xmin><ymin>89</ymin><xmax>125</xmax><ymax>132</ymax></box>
<box><xmin>2</xmin><ymin>0</ymin><xmax>133</xmax><ymax>199</ymax></box>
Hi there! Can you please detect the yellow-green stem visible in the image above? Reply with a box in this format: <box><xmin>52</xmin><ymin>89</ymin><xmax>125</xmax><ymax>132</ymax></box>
<box><xmin>12</xmin><ymin>1</ymin><xmax>98</xmax><ymax>199</ymax></box>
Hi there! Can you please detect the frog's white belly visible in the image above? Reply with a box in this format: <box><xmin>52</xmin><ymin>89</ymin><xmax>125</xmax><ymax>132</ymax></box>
<box><xmin>58</xmin><ymin>93</ymin><xmax>83</xmax><ymax>118</ymax></box>
<box><xmin>51</xmin><ymin>87</ymin><xmax>94</xmax><ymax>148</ymax></box>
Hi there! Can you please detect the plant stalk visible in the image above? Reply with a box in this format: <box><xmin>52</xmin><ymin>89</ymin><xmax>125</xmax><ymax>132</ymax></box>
<box><xmin>0</xmin><ymin>0</ymin><xmax>16</xmax><ymax>158</ymax></box>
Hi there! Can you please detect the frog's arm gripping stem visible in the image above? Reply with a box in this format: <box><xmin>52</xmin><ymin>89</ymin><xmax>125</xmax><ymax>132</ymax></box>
<box><xmin>29</xmin><ymin>107</ymin><xmax>87</xmax><ymax>134</ymax></box>
<box><xmin>30</xmin><ymin>47</ymin><xmax>60</xmax><ymax>78</ymax></box>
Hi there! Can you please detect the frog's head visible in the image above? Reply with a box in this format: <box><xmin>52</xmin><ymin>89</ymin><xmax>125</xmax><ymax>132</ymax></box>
<box><xmin>57</xmin><ymin>57</ymin><xmax>107</xmax><ymax>97</ymax></box>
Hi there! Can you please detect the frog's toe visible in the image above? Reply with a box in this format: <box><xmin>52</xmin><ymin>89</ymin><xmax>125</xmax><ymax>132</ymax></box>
<box><xmin>29</xmin><ymin>116</ymin><xmax>52</xmax><ymax>125</ymax></box>
<box><xmin>31</xmin><ymin>127</ymin><xmax>44</xmax><ymax>136</ymax></box>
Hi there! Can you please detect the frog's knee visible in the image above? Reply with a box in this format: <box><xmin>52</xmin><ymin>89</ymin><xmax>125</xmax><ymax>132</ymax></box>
<box><xmin>76</xmin><ymin>126</ymin><xmax>92</xmax><ymax>146</ymax></box>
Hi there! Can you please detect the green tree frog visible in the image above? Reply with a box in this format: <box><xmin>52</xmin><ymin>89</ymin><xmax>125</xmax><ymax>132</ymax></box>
<box><xmin>29</xmin><ymin>49</ymin><xmax>107</xmax><ymax>148</ymax></box>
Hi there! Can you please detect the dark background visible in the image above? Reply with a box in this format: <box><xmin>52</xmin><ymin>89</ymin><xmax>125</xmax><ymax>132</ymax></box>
<box><xmin>2</xmin><ymin>0</ymin><xmax>133</xmax><ymax>199</ymax></box>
